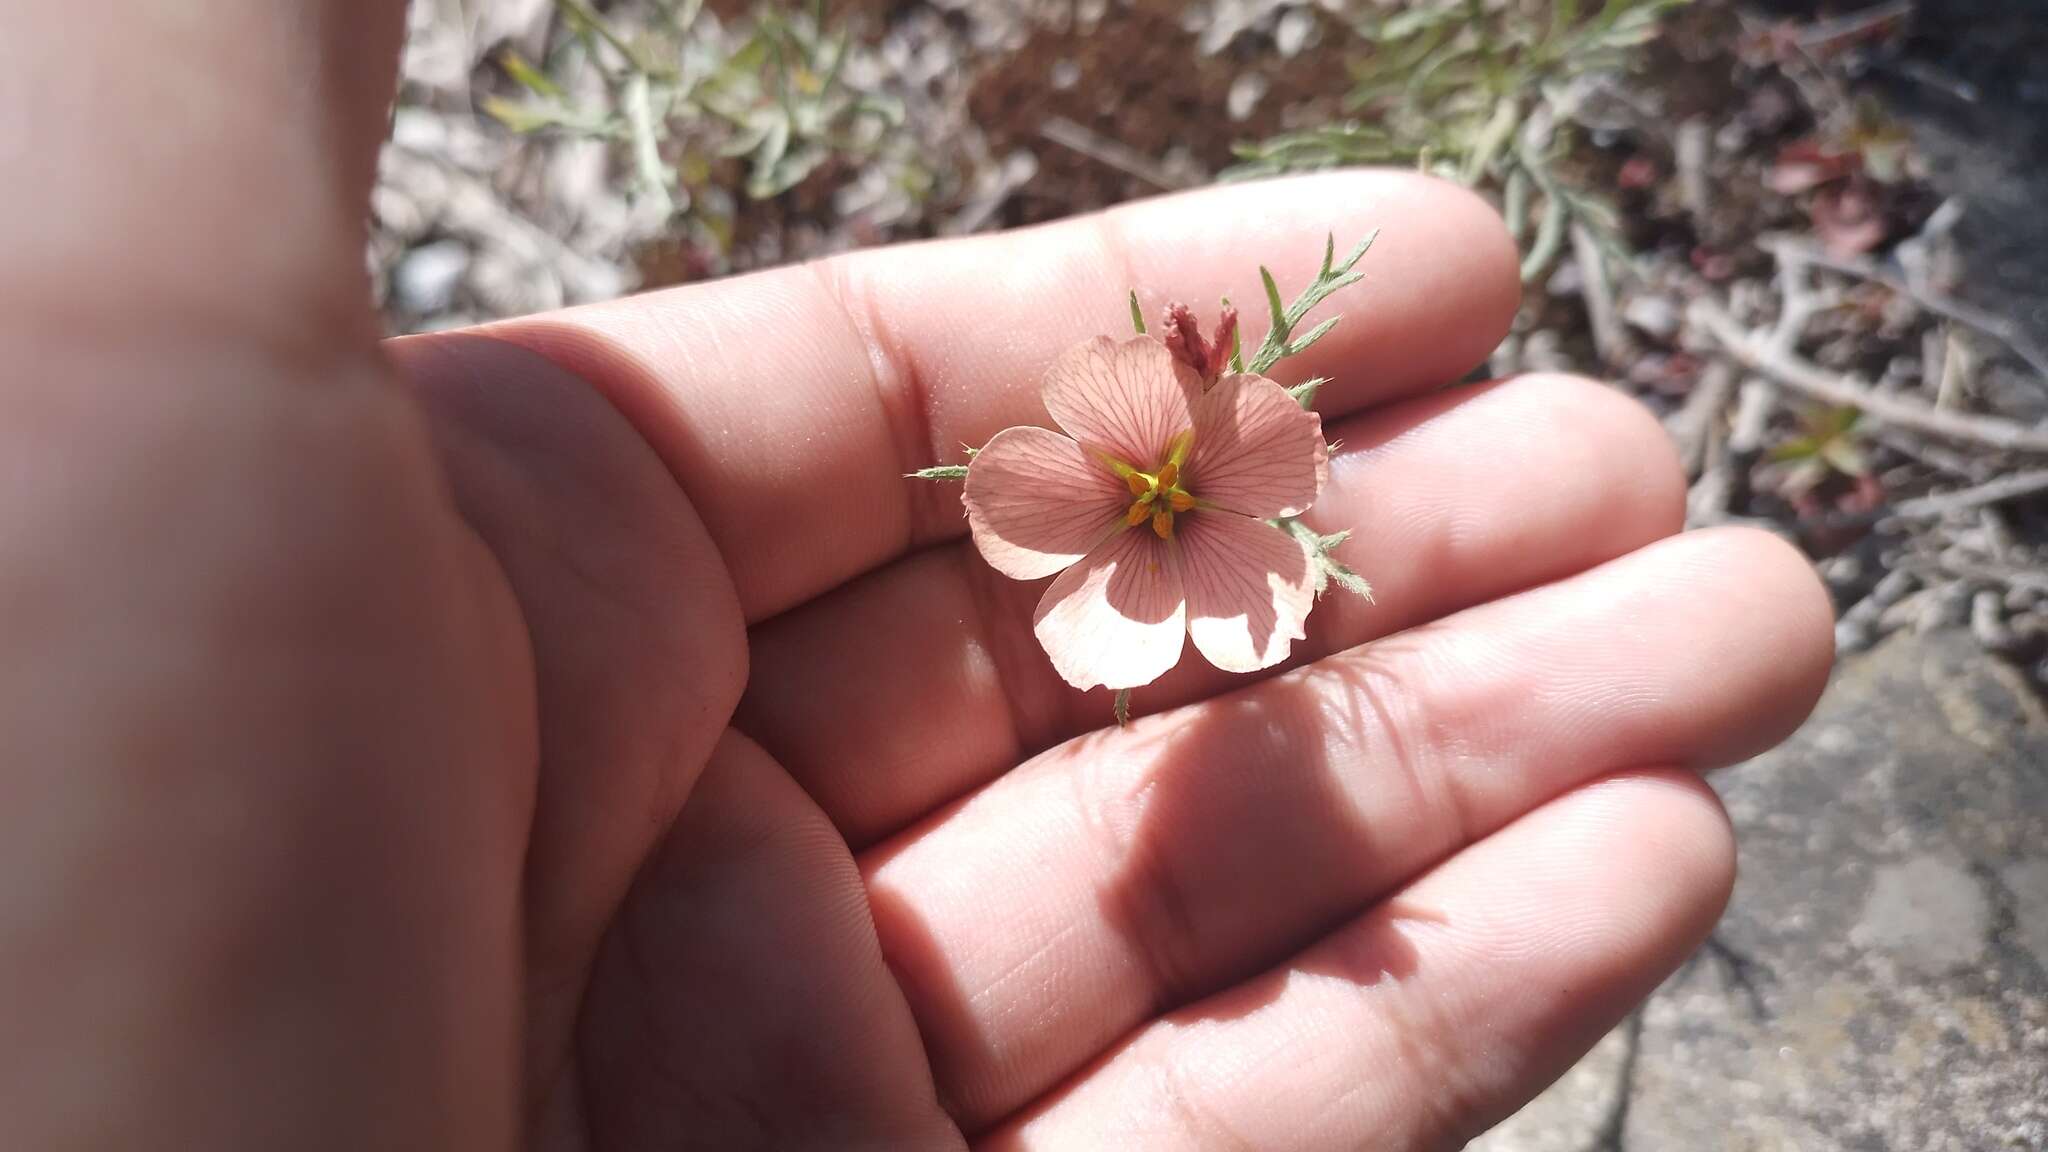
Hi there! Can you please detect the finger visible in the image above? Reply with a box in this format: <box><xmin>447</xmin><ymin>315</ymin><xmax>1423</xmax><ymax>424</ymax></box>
<box><xmin>978</xmin><ymin>770</ymin><xmax>1736</xmax><ymax>1151</ymax></box>
<box><xmin>8</xmin><ymin>2</ymin><xmax>404</xmax><ymax>344</ymax></box>
<box><xmin>861</xmin><ymin>527</ymin><xmax>1832</xmax><ymax>1129</ymax></box>
<box><xmin>578</xmin><ymin>732</ymin><xmax>965</xmax><ymax>1151</ymax></box>
<box><xmin>445</xmin><ymin>169</ymin><xmax>1519</xmax><ymax>619</ymax></box>
<box><xmin>741</xmin><ymin>374</ymin><xmax>1685</xmax><ymax>847</ymax></box>
<box><xmin>389</xmin><ymin>334</ymin><xmax>747</xmax><ymax>1121</ymax></box>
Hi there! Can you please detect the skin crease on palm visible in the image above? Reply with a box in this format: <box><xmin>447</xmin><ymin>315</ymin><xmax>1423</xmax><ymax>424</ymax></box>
<box><xmin>0</xmin><ymin>4</ymin><xmax>1836</xmax><ymax>1151</ymax></box>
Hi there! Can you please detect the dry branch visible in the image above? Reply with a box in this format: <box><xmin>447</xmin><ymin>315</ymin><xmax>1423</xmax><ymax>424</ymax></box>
<box><xmin>1770</xmin><ymin>237</ymin><xmax>2048</xmax><ymax>380</ymax></box>
<box><xmin>1040</xmin><ymin>117</ymin><xmax>1193</xmax><ymax>191</ymax></box>
<box><xmin>1891</xmin><ymin>470</ymin><xmax>2048</xmax><ymax>519</ymax></box>
<box><xmin>1691</xmin><ymin>298</ymin><xmax>2048</xmax><ymax>456</ymax></box>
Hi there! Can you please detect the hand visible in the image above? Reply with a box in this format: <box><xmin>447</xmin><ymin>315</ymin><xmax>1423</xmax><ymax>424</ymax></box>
<box><xmin>0</xmin><ymin>6</ymin><xmax>1834</xmax><ymax>1150</ymax></box>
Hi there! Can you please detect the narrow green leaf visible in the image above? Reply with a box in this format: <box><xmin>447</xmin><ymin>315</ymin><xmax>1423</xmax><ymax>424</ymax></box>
<box><xmin>482</xmin><ymin>97</ymin><xmax>558</xmax><ymax>134</ymax></box>
<box><xmin>1129</xmin><ymin>290</ymin><xmax>1147</xmax><ymax>335</ymax></box>
<box><xmin>1521</xmin><ymin>189</ymin><xmax>1569</xmax><ymax>284</ymax></box>
<box><xmin>1323</xmin><ymin>560</ymin><xmax>1376</xmax><ymax>602</ymax></box>
<box><xmin>1767</xmin><ymin>438</ymin><xmax>1822</xmax><ymax>464</ymax></box>
<box><xmin>1285</xmin><ymin>316</ymin><xmax>1342</xmax><ymax>357</ymax></box>
<box><xmin>500</xmin><ymin>49</ymin><xmax>565</xmax><ymax>99</ymax></box>
<box><xmin>1260</xmin><ymin>266</ymin><xmax>1288</xmax><ymax>334</ymax></box>
<box><xmin>1821</xmin><ymin>439</ymin><xmax>1871</xmax><ymax>477</ymax></box>
<box><xmin>1337</xmin><ymin>229</ymin><xmax>1378</xmax><ymax>275</ymax></box>
<box><xmin>1288</xmin><ymin>377</ymin><xmax>1329</xmax><ymax>408</ymax></box>
<box><xmin>906</xmin><ymin>464</ymin><xmax>969</xmax><ymax>480</ymax></box>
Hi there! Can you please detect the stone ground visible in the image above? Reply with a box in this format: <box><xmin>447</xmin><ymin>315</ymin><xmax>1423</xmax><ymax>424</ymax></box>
<box><xmin>1475</xmin><ymin>629</ymin><xmax>2048</xmax><ymax>1151</ymax></box>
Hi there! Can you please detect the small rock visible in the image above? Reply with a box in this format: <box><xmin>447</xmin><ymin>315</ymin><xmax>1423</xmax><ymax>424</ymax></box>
<box><xmin>1871</xmin><ymin>568</ymin><xmax>1920</xmax><ymax>608</ymax></box>
<box><xmin>1836</xmin><ymin>616</ymin><xmax>1876</xmax><ymax>655</ymax></box>
<box><xmin>467</xmin><ymin>250</ymin><xmax>563</xmax><ymax>318</ymax></box>
<box><xmin>1519</xmin><ymin>328</ymin><xmax>1575</xmax><ymax>375</ymax></box>
<box><xmin>1622</xmin><ymin>293</ymin><xmax>1681</xmax><ymax>339</ymax></box>
<box><xmin>1819</xmin><ymin>552</ymin><xmax>1865</xmax><ymax>589</ymax></box>
<box><xmin>1972</xmin><ymin>588</ymin><xmax>2021</xmax><ymax>654</ymax></box>
<box><xmin>1916</xmin><ymin>581</ymin><xmax>1973</xmax><ymax>632</ymax></box>
<box><xmin>1274</xmin><ymin>8</ymin><xmax>1317</xmax><ymax>57</ymax></box>
<box><xmin>1877</xmin><ymin>588</ymin><xmax>1930</xmax><ymax>633</ymax></box>
<box><xmin>1226</xmin><ymin>73</ymin><xmax>1268</xmax><ymax>122</ymax></box>
<box><xmin>390</xmin><ymin>240</ymin><xmax>472</xmax><ymax>316</ymax></box>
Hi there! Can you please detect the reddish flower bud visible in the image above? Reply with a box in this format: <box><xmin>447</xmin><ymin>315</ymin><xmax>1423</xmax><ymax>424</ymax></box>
<box><xmin>1161</xmin><ymin>301</ymin><xmax>1239</xmax><ymax>389</ymax></box>
<box><xmin>1162</xmin><ymin>302</ymin><xmax>1206</xmax><ymax>375</ymax></box>
<box><xmin>1209</xmin><ymin>304</ymin><xmax>1239</xmax><ymax>386</ymax></box>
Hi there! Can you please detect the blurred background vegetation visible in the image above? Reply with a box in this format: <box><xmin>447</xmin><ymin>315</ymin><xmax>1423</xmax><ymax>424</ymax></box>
<box><xmin>378</xmin><ymin>0</ymin><xmax>2048</xmax><ymax>689</ymax></box>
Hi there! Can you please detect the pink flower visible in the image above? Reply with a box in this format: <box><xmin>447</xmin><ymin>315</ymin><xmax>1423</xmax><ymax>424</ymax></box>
<box><xmin>963</xmin><ymin>335</ymin><xmax>1330</xmax><ymax>691</ymax></box>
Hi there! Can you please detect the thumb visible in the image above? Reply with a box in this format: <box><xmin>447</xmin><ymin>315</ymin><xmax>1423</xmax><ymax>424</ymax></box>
<box><xmin>0</xmin><ymin>1</ymin><xmax>407</xmax><ymax>350</ymax></box>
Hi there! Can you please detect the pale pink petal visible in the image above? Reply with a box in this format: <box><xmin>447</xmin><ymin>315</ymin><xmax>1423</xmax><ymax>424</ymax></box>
<box><xmin>1032</xmin><ymin>526</ymin><xmax>1186</xmax><ymax>691</ymax></box>
<box><xmin>964</xmin><ymin>426</ymin><xmax>1129</xmax><ymax>580</ymax></box>
<box><xmin>1175</xmin><ymin>511</ymin><xmax>1315</xmax><ymax>675</ymax></box>
<box><xmin>1186</xmin><ymin>373</ymin><xmax>1329</xmax><ymax>518</ymax></box>
<box><xmin>1042</xmin><ymin>336</ymin><xmax>1201</xmax><ymax>470</ymax></box>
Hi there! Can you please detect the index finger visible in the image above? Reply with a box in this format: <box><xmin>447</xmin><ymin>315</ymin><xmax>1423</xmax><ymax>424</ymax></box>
<box><xmin>395</xmin><ymin>170</ymin><xmax>1518</xmax><ymax>621</ymax></box>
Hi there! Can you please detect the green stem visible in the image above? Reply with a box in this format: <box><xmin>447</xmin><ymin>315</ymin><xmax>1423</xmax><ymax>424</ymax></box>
<box><xmin>1461</xmin><ymin>96</ymin><xmax>1521</xmax><ymax>187</ymax></box>
<box><xmin>557</xmin><ymin>0</ymin><xmax>645</xmax><ymax>71</ymax></box>
<box><xmin>623</xmin><ymin>72</ymin><xmax>675</xmax><ymax>214</ymax></box>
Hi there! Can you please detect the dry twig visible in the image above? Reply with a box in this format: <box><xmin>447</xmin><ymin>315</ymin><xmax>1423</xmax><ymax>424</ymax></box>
<box><xmin>1890</xmin><ymin>470</ymin><xmax>2048</xmax><ymax>519</ymax></box>
<box><xmin>1572</xmin><ymin>222</ymin><xmax>1626</xmax><ymax>366</ymax></box>
<box><xmin>1040</xmin><ymin>116</ymin><xmax>1194</xmax><ymax>191</ymax></box>
<box><xmin>1692</xmin><ymin>298</ymin><xmax>2048</xmax><ymax>455</ymax></box>
<box><xmin>1667</xmin><ymin>359</ymin><xmax>1739</xmax><ymax>476</ymax></box>
<box><xmin>1771</xmin><ymin>236</ymin><xmax>2048</xmax><ymax>380</ymax></box>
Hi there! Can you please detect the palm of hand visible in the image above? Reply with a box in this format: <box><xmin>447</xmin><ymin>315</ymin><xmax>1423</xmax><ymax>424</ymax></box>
<box><xmin>386</xmin><ymin>174</ymin><xmax>1831</xmax><ymax>1152</ymax></box>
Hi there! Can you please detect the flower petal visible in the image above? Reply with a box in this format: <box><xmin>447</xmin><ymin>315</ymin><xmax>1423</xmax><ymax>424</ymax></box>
<box><xmin>1176</xmin><ymin>511</ymin><xmax>1316</xmax><ymax>675</ymax></box>
<box><xmin>1032</xmin><ymin>526</ymin><xmax>1186</xmax><ymax>691</ymax></box>
<box><xmin>965</xmin><ymin>426</ymin><xmax>1129</xmax><ymax>580</ymax></box>
<box><xmin>1043</xmin><ymin>336</ymin><xmax>1200</xmax><ymax>470</ymax></box>
<box><xmin>1186</xmin><ymin>373</ymin><xmax>1329</xmax><ymax>518</ymax></box>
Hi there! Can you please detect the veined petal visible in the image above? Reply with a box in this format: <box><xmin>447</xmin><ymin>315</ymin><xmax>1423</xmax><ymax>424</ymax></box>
<box><xmin>1186</xmin><ymin>372</ymin><xmax>1329</xmax><ymax>518</ymax></box>
<box><xmin>1043</xmin><ymin>336</ymin><xmax>1201</xmax><ymax>471</ymax></box>
<box><xmin>965</xmin><ymin>426</ymin><xmax>1129</xmax><ymax>580</ymax></box>
<box><xmin>1032</xmin><ymin>527</ymin><xmax>1186</xmax><ymax>691</ymax></box>
<box><xmin>1176</xmin><ymin>511</ymin><xmax>1315</xmax><ymax>674</ymax></box>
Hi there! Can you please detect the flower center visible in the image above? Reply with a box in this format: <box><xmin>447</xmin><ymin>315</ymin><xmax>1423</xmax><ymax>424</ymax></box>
<box><xmin>1110</xmin><ymin>430</ymin><xmax>1196</xmax><ymax>541</ymax></box>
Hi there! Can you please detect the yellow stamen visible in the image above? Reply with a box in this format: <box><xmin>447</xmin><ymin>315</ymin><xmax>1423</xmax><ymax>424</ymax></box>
<box><xmin>1167</xmin><ymin>489</ymin><xmax>1197</xmax><ymax>511</ymax></box>
<box><xmin>1125</xmin><ymin>501</ymin><xmax>1152</xmax><ymax>526</ymax></box>
<box><xmin>1124</xmin><ymin>471</ymin><xmax>1152</xmax><ymax>497</ymax></box>
<box><xmin>1156</xmin><ymin>461</ymin><xmax>1179</xmax><ymax>489</ymax></box>
<box><xmin>1152</xmin><ymin>508</ymin><xmax>1174</xmax><ymax>540</ymax></box>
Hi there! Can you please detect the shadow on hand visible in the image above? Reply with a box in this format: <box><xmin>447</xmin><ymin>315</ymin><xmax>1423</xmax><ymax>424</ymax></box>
<box><xmin>1086</xmin><ymin>651</ymin><xmax>1449</xmax><ymax>1025</ymax></box>
<box><xmin>866</xmin><ymin>633</ymin><xmax>1460</xmax><ymax>1130</ymax></box>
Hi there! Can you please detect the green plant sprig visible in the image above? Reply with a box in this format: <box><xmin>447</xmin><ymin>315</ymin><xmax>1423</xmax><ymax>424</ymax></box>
<box><xmin>485</xmin><ymin>0</ymin><xmax>909</xmax><ymax>247</ymax></box>
<box><xmin>1228</xmin><ymin>0</ymin><xmax>1692</xmax><ymax>285</ymax></box>
<box><xmin>1247</xmin><ymin>230</ymin><xmax>1379</xmax><ymax>379</ymax></box>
